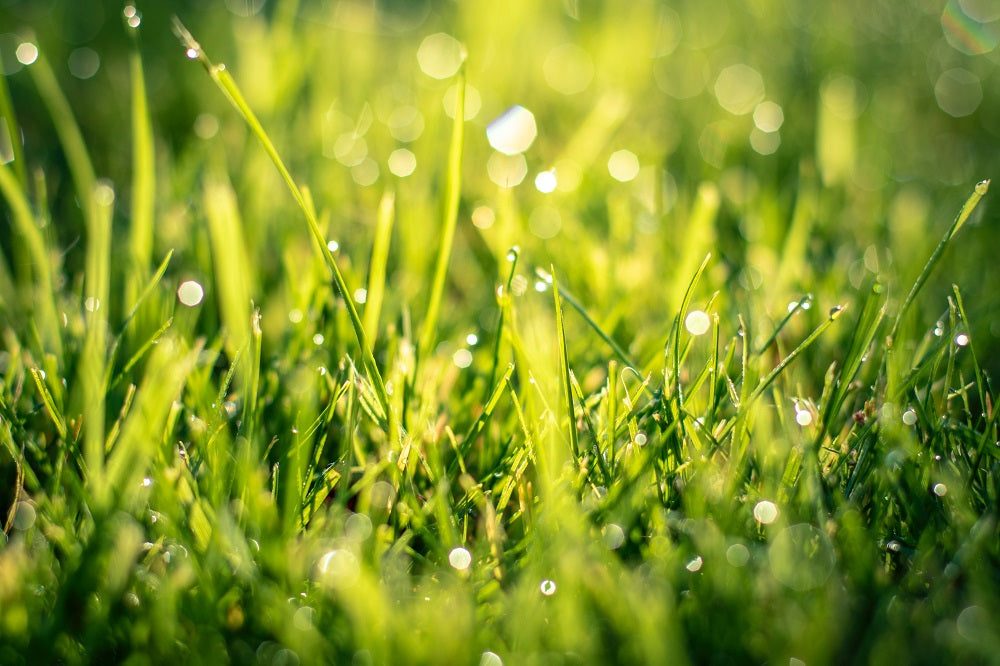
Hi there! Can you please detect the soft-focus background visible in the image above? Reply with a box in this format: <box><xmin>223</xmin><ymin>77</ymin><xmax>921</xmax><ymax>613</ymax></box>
<box><xmin>2</xmin><ymin>0</ymin><xmax>998</xmax><ymax>370</ymax></box>
<box><xmin>2</xmin><ymin>2</ymin><xmax>1000</xmax><ymax>664</ymax></box>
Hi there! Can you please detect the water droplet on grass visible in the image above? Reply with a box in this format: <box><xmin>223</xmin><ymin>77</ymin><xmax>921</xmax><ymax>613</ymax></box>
<box><xmin>535</xmin><ymin>168</ymin><xmax>558</xmax><ymax>193</ymax></box>
<box><xmin>177</xmin><ymin>280</ymin><xmax>204</xmax><ymax>307</ymax></box>
<box><xmin>602</xmin><ymin>523</ymin><xmax>625</xmax><ymax>550</ymax></box>
<box><xmin>16</xmin><ymin>42</ymin><xmax>38</xmax><ymax>66</ymax></box>
<box><xmin>540</xmin><ymin>579</ymin><xmax>557</xmax><ymax>596</ymax></box>
<box><xmin>726</xmin><ymin>543</ymin><xmax>750</xmax><ymax>567</ymax></box>
<box><xmin>388</xmin><ymin>148</ymin><xmax>417</xmax><ymax>177</ymax></box>
<box><xmin>686</xmin><ymin>555</ymin><xmax>704</xmax><ymax>572</ymax></box>
<box><xmin>634</xmin><ymin>432</ymin><xmax>648</xmax><ymax>447</ymax></box>
<box><xmin>955</xmin><ymin>333</ymin><xmax>969</xmax><ymax>346</ymax></box>
<box><xmin>902</xmin><ymin>409</ymin><xmax>917</xmax><ymax>426</ymax></box>
<box><xmin>417</xmin><ymin>32</ymin><xmax>464</xmax><ymax>80</ymax></box>
<box><xmin>608</xmin><ymin>150</ymin><xmax>640</xmax><ymax>182</ymax></box>
<box><xmin>453</xmin><ymin>349</ymin><xmax>473</xmax><ymax>368</ymax></box>
<box><xmin>448</xmin><ymin>547</ymin><xmax>472</xmax><ymax>570</ymax></box>
<box><xmin>684</xmin><ymin>310</ymin><xmax>711</xmax><ymax>336</ymax></box>
<box><xmin>933</xmin><ymin>483</ymin><xmax>948</xmax><ymax>496</ymax></box>
<box><xmin>487</xmin><ymin>106</ymin><xmax>537</xmax><ymax>155</ymax></box>
<box><xmin>317</xmin><ymin>549</ymin><xmax>360</xmax><ymax>589</ymax></box>
<box><xmin>753</xmin><ymin>500</ymin><xmax>779</xmax><ymax>524</ymax></box>
<box><xmin>480</xmin><ymin>651</ymin><xmax>503</xmax><ymax>666</ymax></box>
<box><xmin>795</xmin><ymin>409</ymin><xmax>813</xmax><ymax>427</ymax></box>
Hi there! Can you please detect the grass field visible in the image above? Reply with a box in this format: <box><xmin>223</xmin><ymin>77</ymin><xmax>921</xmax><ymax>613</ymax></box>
<box><xmin>1</xmin><ymin>1</ymin><xmax>1000</xmax><ymax>664</ymax></box>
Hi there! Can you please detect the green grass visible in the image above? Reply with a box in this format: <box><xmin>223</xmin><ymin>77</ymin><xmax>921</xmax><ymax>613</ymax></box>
<box><xmin>2</xmin><ymin>2</ymin><xmax>1000</xmax><ymax>664</ymax></box>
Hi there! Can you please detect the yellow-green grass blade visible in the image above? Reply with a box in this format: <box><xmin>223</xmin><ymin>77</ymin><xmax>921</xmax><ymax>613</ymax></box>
<box><xmin>888</xmin><ymin>179</ymin><xmax>989</xmax><ymax>347</ymax></box>
<box><xmin>552</xmin><ymin>269</ymin><xmax>580</xmax><ymax>458</ymax></box>
<box><xmin>204</xmin><ymin>173</ymin><xmax>253</xmax><ymax>355</ymax></box>
<box><xmin>80</xmin><ymin>182</ymin><xmax>114</xmax><ymax>495</ymax></box>
<box><xmin>30</xmin><ymin>367</ymin><xmax>66</xmax><ymax>440</ymax></box>
<box><xmin>0</xmin><ymin>51</ymin><xmax>27</xmax><ymax>187</ymax></box>
<box><xmin>0</xmin><ymin>163</ymin><xmax>62</xmax><ymax>359</ymax></box>
<box><xmin>419</xmin><ymin>66</ymin><xmax>466</xmax><ymax>359</ymax></box>
<box><xmin>125</xmin><ymin>46</ymin><xmax>156</xmax><ymax>313</ymax></box>
<box><xmin>363</xmin><ymin>189</ymin><xmax>395</xmax><ymax>346</ymax></box>
<box><xmin>172</xmin><ymin>19</ymin><xmax>389</xmax><ymax>424</ymax></box>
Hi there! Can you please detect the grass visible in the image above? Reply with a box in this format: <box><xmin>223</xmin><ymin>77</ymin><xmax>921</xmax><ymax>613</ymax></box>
<box><xmin>2</xmin><ymin>1</ymin><xmax>1000</xmax><ymax>664</ymax></box>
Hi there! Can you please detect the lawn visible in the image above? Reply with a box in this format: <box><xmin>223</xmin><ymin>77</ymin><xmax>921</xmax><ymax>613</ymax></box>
<box><xmin>1</xmin><ymin>1</ymin><xmax>999</xmax><ymax>664</ymax></box>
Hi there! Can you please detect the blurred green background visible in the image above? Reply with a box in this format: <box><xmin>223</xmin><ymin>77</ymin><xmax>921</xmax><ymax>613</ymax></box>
<box><xmin>1</xmin><ymin>0</ymin><xmax>998</xmax><ymax>371</ymax></box>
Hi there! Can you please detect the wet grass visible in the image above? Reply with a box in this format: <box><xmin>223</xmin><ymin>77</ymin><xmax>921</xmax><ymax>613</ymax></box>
<box><xmin>2</xmin><ymin>2</ymin><xmax>1000</xmax><ymax>664</ymax></box>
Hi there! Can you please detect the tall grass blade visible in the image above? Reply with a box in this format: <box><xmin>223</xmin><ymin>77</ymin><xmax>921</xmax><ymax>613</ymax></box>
<box><xmin>551</xmin><ymin>269</ymin><xmax>580</xmax><ymax>458</ymax></box>
<box><xmin>888</xmin><ymin>179</ymin><xmax>989</xmax><ymax>346</ymax></box>
<box><xmin>125</xmin><ymin>46</ymin><xmax>156</xmax><ymax>312</ymax></box>
<box><xmin>0</xmin><ymin>52</ymin><xmax>27</xmax><ymax>186</ymax></box>
<box><xmin>419</xmin><ymin>66</ymin><xmax>466</xmax><ymax>359</ymax></box>
<box><xmin>171</xmin><ymin>19</ymin><xmax>389</xmax><ymax>423</ymax></box>
<box><xmin>363</xmin><ymin>189</ymin><xmax>395</xmax><ymax>346</ymax></box>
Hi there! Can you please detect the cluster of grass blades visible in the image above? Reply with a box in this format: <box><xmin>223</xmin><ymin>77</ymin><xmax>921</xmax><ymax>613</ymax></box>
<box><xmin>0</xmin><ymin>11</ymin><xmax>998</xmax><ymax>666</ymax></box>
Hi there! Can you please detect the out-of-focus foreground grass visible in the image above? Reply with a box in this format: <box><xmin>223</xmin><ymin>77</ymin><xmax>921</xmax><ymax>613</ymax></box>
<box><xmin>0</xmin><ymin>0</ymin><xmax>998</xmax><ymax>664</ymax></box>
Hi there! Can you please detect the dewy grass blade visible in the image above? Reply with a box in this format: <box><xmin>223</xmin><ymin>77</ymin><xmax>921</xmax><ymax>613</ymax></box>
<box><xmin>80</xmin><ymin>183</ymin><xmax>114</xmax><ymax>490</ymax></box>
<box><xmin>0</xmin><ymin>52</ymin><xmax>27</xmax><ymax>186</ymax></box>
<box><xmin>125</xmin><ymin>45</ymin><xmax>156</xmax><ymax>312</ymax></box>
<box><xmin>419</xmin><ymin>65</ymin><xmax>466</xmax><ymax>359</ymax></box>
<box><xmin>552</xmin><ymin>268</ymin><xmax>580</xmax><ymax>458</ymax></box>
<box><xmin>364</xmin><ymin>189</ymin><xmax>395</xmax><ymax>346</ymax></box>
<box><xmin>172</xmin><ymin>19</ymin><xmax>389</xmax><ymax>423</ymax></box>
<box><xmin>888</xmin><ymin>179</ymin><xmax>989</xmax><ymax>347</ymax></box>
<box><xmin>30</xmin><ymin>367</ymin><xmax>66</xmax><ymax>440</ymax></box>
<box><xmin>0</xmin><ymin>164</ymin><xmax>62</xmax><ymax>358</ymax></box>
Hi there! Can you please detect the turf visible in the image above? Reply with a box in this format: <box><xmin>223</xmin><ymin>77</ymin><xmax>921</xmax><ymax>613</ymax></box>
<box><xmin>1</xmin><ymin>2</ymin><xmax>999</xmax><ymax>664</ymax></box>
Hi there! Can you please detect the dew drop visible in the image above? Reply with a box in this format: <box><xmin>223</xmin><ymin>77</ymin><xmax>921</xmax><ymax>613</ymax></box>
<box><xmin>684</xmin><ymin>310</ymin><xmax>711</xmax><ymax>336</ymax></box>
<box><xmin>902</xmin><ymin>409</ymin><xmax>917</xmax><ymax>426</ymax></box>
<box><xmin>480</xmin><ymin>651</ymin><xmax>503</xmax><ymax>666</ymax></box>
<box><xmin>448</xmin><ymin>547</ymin><xmax>472</xmax><ymax>570</ymax></box>
<box><xmin>955</xmin><ymin>333</ymin><xmax>969</xmax><ymax>347</ymax></box>
<box><xmin>535</xmin><ymin>168</ymin><xmax>558</xmax><ymax>193</ymax></box>
<box><xmin>453</xmin><ymin>349</ymin><xmax>473</xmax><ymax>368</ymax></box>
<box><xmin>486</xmin><ymin>106</ymin><xmax>537</xmax><ymax>155</ymax></box>
<box><xmin>540</xmin><ymin>579</ymin><xmax>557</xmax><ymax>596</ymax></box>
<box><xmin>177</xmin><ymin>280</ymin><xmax>204</xmax><ymax>307</ymax></box>
<box><xmin>933</xmin><ymin>483</ymin><xmax>948</xmax><ymax>497</ymax></box>
<box><xmin>16</xmin><ymin>43</ymin><xmax>38</xmax><ymax>66</ymax></box>
<box><xmin>686</xmin><ymin>555</ymin><xmax>704</xmax><ymax>572</ymax></box>
<box><xmin>602</xmin><ymin>523</ymin><xmax>625</xmax><ymax>550</ymax></box>
<box><xmin>753</xmin><ymin>500</ymin><xmax>779</xmax><ymax>524</ymax></box>
<box><xmin>634</xmin><ymin>432</ymin><xmax>648</xmax><ymax>447</ymax></box>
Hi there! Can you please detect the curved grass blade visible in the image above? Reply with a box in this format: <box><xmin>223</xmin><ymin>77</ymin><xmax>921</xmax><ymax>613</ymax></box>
<box><xmin>172</xmin><ymin>19</ymin><xmax>389</xmax><ymax>424</ymax></box>
<box><xmin>887</xmin><ymin>179</ymin><xmax>989</xmax><ymax>347</ymax></box>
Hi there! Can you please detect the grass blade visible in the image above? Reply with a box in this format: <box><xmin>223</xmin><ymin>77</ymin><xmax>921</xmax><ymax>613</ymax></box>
<box><xmin>363</xmin><ymin>189</ymin><xmax>395</xmax><ymax>346</ymax></box>
<box><xmin>551</xmin><ymin>268</ymin><xmax>580</xmax><ymax>458</ymax></box>
<box><xmin>887</xmin><ymin>179</ymin><xmax>989</xmax><ymax>347</ymax></box>
<box><xmin>172</xmin><ymin>19</ymin><xmax>389</xmax><ymax>423</ymax></box>
<box><xmin>419</xmin><ymin>66</ymin><xmax>466</xmax><ymax>358</ymax></box>
<box><xmin>125</xmin><ymin>44</ymin><xmax>156</xmax><ymax>312</ymax></box>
